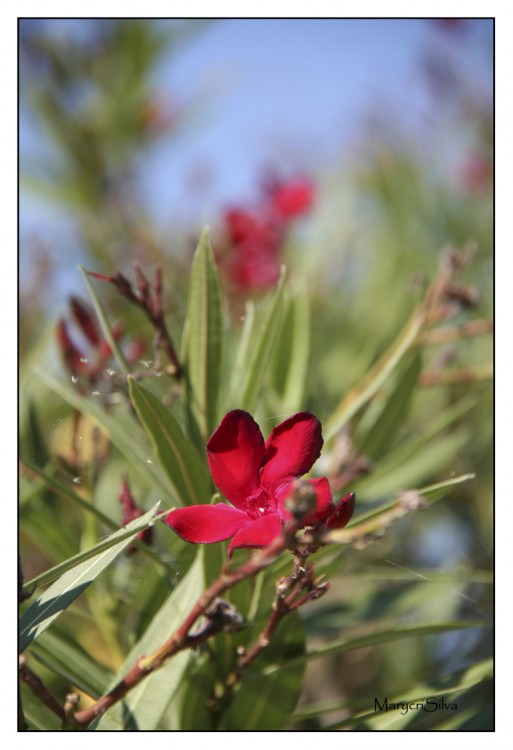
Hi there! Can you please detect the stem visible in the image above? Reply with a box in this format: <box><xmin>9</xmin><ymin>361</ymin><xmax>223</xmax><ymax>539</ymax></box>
<box><xmin>421</xmin><ymin>318</ymin><xmax>493</xmax><ymax>344</ymax></box>
<box><xmin>19</xmin><ymin>655</ymin><xmax>66</xmax><ymax>722</ymax></box>
<box><xmin>419</xmin><ymin>363</ymin><xmax>493</xmax><ymax>387</ymax></box>
<box><xmin>72</xmin><ymin>519</ymin><xmax>301</xmax><ymax>728</ymax></box>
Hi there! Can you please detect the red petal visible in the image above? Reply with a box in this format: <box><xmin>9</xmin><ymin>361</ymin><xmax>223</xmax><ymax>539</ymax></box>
<box><xmin>325</xmin><ymin>492</ymin><xmax>355</xmax><ymax>529</ymax></box>
<box><xmin>207</xmin><ymin>410</ymin><xmax>266</xmax><ymax>509</ymax></box>
<box><xmin>303</xmin><ymin>477</ymin><xmax>334</xmax><ymax>525</ymax></box>
<box><xmin>261</xmin><ymin>412</ymin><xmax>323</xmax><ymax>489</ymax></box>
<box><xmin>228</xmin><ymin>512</ymin><xmax>283</xmax><ymax>554</ymax></box>
<box><xmin>163</xmin><ymin>504</ymin><xmax>249</xmax><ymax>544</ymax></box>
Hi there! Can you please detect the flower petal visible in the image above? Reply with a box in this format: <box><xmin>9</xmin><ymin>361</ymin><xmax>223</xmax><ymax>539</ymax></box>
<box><xmin>207</xmin><ymin>410</ymin><xmax>266</xmax><ymax>508</ymax></box>
<box><xmin>261</xmin><ymin>412</ymin><xmax>323</xmax><ymax>489</ymax></box>
<box><xmin>163</xmin><ymin>504</ymin><xmax>250</xmax><ymax>544</ymax></box>
<box><xmin>228</xmin><ymin>512</ymin><xmax>283</xmax><ymax>555</ymax></box>
<box><xmin>325</xmin><ymin>492</ymin><xmax>355</xmax><ymax>529</ymax></box>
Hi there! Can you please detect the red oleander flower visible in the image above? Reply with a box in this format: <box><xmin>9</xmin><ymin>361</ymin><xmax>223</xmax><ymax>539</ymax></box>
<box><xmin>164</xmin><ymin>410</ymin><xmax>354</xmax><ymax>555</ymax></box>
<box><xmin>266</xmin><ymin>177</ymin><xmax>314</xmax><ymax>220</ymax></box>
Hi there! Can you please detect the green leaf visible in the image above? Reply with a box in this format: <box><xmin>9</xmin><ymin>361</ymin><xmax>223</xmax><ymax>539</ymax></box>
<box><xmin>219</xmin><ymin>610</ymin><xmax>306</xmax><ymax>730</ymax></box>
<box><xmin>30</xmin><ymin>629</ymin><xmax>112</xmax><ymax>699</ymax></box>
<box><xmin>352</xmin><ymin>394</ymin><xmax>476</xmax><ymax>501</ymax></box>
<box><xmin>355</xmin><ymin>351</ymin><xmax>422</xmax><ymax>460</ymax></box>
<box><xmin>95</xmin><ymin>549</ymin><xmax>206</xmax><ymax>730</ymax></box>
<box><xmin>355</xmin><ymin>429</ymin><xmax>470</xmax><ymax>500</ymax></box>
<box><xmin>270</xmin><ymin>288</ymin><xmax>310</xmax><ymax>412</ymax></box>
<box><xmin>239</xmin><ymin>269</ymin><xmax>286</xmax><ymax>412</ymax></box>
<box><xmin>19</xmin><ymin>503</ymin><xmax>161</xmax><ymax>652</ymax></box>
<box><xmin>128</xmin><ymin>378</ymin><xmax>211</xmax><ymax>506</ymax></box>
<box><xmin>228</xmin><ymin>300</ymin><xmax>255</xmax><ymax>399</ymax></box>
<box><xmin>37</xmin><ymin>369</ymin><xmax>171</xmax><ymax>500</ymax></box>
<box><xmin>184</xmin><ymin>227</ymin><xmax>224</xmax><ymax>439</ymax></box>
<box><xmin>325</xmin><ymin>305</ymin><xmax>425</xmax><ymax>441</ymax></box>
<box><xmin>323</xmin><ymin>473</ymin><xmax>475</xmax><ymax>545</ymax></box>
<box><xmin>263</xmin><ymin>620</ymin><xmax>488</xmax><ymax>675</ymax></box>
<box><xmin>21</xmin><ymin>460</ymin><xmax>119</xmax><ymax>532</ymax></box>
<box><xmin>324</xmin><ymin>658</ymin><xmax>493</xmax><ymax>730</ymax></box>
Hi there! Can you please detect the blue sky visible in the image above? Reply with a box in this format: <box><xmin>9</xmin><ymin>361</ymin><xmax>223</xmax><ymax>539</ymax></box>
<box><xmin>19</xmin><ymin>18</ymin><xmax>493</xmax><ymax>300</ymax></box>
<box><xmin>139</xmin><ymin>18</ymin><xmax>492</xmax><ymax>222</ymax></box>
<box><xmin>21</xmin><ymin>19</ymin><xmax>493</xmax><ymax>222</ymax></box>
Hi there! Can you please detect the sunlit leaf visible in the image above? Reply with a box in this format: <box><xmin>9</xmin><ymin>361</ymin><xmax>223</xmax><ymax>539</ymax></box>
<box><xmin>270</xmin><ymin>288</ymin><xmax>310</xmax><ymax>412</ymax></box>
<box><xmin>19</xmin><ymin>503</ymin><xmax>161</xmax><ymax>652</ymax></box>
<box><xmin>184</xmin><ymin>228</ymin><xmax>224</xmax><ymax>439</ymax></box>
<box><xmin>355</xmin><ymin>351</ymin><xmax>422</xmax><ymax>460</ymax></box>
<box><xmin>239</xmin><ymin>269</ymin><xmax>285</xmax><ymax>412</ymax></box>
<box><xmin>325</xmin><ymin>305</ymin><xmax>425</xmax><ymax>442</ymax></box>
<box><xmin>95</xmin><ymin>548</ymin><xmax>205</xmax><ymax>730</ymax></box>
<box><xmin>128</xmin><ymin>378</ymin><xmax>211</xmax><ymax>506</ymax></box>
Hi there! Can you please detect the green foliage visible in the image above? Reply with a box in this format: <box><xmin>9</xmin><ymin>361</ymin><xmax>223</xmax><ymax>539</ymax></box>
<box><xmin>19</xmin><ymin>19</ymin><xmax>492</xmax><ymax>732</ymax></box>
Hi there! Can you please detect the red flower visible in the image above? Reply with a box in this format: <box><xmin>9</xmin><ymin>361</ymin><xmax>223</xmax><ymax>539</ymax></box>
<box><xmin>164</xmin><ymin>410</ymin><xmax>354</xmax><ymax>555</ymax></box>
<box><xmin>266</xmin><ymin>177</ymin><xmax>314</xmax><ymax>221</ymax></box>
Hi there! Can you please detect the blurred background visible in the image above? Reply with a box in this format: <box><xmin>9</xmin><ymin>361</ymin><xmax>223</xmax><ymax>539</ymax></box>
<box><xmin>19</xmin><ymin>18</ymin><xmax>493</xmax><ymax>730</ymax></box>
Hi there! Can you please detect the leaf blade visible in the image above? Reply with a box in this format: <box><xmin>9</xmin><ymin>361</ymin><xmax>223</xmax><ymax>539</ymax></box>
<box><xmin>128</xmin><ymin>378</ymin><xmax>211</xmax><ymax>506</ymax></box>
<box><xmin>19</xmin><ymin>503</ymin><xmax>161</xmax><ymax>652</ymax></box>
<box><xmin>185</xmin><ymin>227</ymin><xmax>224</xmax><ymax>439</ymax></box>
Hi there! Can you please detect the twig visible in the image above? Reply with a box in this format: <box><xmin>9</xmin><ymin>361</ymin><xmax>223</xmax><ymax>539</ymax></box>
<box><xmin>87</xmin><ymin>265</ymin><xmax>182</xmax><ymax>379</ymax></box>
<box><xmin>19</xmin><ymin>655</ymin><xmax>66</xmax><ymax>722</ymax></box>
<box><xmin>419</xmin><ymin>363</ymin><xmax>493</xmax><ymax>387</ymax></box>
<box><xmin>72</xmin><ymin>518</ymin><xmax>302</xmax><ymax>728</ymax></box>
<box><xmin>421</xmin><ymin>318</ymin><xmax>493</xmax><ymax>345</ymax></box>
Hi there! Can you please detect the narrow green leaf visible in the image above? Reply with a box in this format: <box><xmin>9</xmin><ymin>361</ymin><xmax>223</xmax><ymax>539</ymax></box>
<box><xmin>220</xmin><ymin>610</ymin><xmax>306</xmax><ymax>730</ymax></box>
<box><xmin>30</xmin><ymin>629</ymin><xmax>112</xmax><ymax>699</ymax></box>
<box><xmin>128</xmin><ymin>378</ymin><xmax>210</xmax><ymax>506</ymax></box>
<box><xmin>78</xmin><ymin>264</ymin><xmax>131</xmax><ymax>375</ymax></box>
<box><xmin>228</xmin><ymin>300</ymin><xmax>255</xmax><ymax>400</ymax></box>
<box><xmin>185</xmin><ymin>228</ymin><xmax>224</xmax><ymax>439</ymax></box>
<box><xmin>270</xmin><ymin>289</ymin><xmax>310</xmax><ymax>412</ymax></box>
<box><xmin>22</xmin><ymin>460</ymin><xmax>119</xmax><ymax>532</ymax></box>
<box><xmin>37</xmin><ymin>369</ymin><xmax>171</xmax><ymax>499</ymax></box>
<box><xmin>355</xmin><ymin>351</ymin><xmax>422</xmax><ymax>460</ymax></box>
<box><xmin>325</xmin><ymin>307</ymin><xmax>425</xmax><ymax>442</ymax></box>
<box><xmin>263</xmin><ymin>620</ymin><xmax>488</xmax><ymax>675</ymax></box>
<box><xmin>294</xmin><ymin>658</ymin><xmax>493</xmax><ymax>722</ymax></box>
<box><xmin>355</xmin><ymin>429</ymin><xmax>470</xmax><ymax>500</ymax></box>
<box><xmin>352</xmin><ymin>394</ymin><xmax>476</xmax><ymax>501</ymax></box>
<box><xmin>323</xmin><ymin>473</ymin><xmax>475</xmax><ymax>545</ymax></box>
<box><xmin>19</xmin><ymin>503</ymin><xmax>161</xmax><ymax>652</ymax></box>
<box><xmin>239</xmin><ymin>269</ymin><xmax>286</xmax><ymax>412</ymax></box>
<box><xmin>323</xmin><ymin>658</ymin><xmax>493</xmax><ymax>729</ymax></box>
<box><xmin>95</xmin><ymin>549</ymin><xmax>205</xmax><ymax>730</ymax></box>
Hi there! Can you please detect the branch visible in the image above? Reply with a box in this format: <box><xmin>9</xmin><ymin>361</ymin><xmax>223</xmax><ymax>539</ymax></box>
<box><xmin>72</xmin><ymin>518</ymin><xmax>302</xmax><ymax>728</ymax></box>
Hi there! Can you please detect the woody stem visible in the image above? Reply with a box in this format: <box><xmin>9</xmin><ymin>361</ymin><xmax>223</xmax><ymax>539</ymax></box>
<box><xmin>72</xmin><ymin>519</ymin><xmax>301</xmax><ymax>728</ymax></box>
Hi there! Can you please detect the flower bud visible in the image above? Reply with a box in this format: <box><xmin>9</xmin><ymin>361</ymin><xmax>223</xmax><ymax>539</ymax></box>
<box><xmin>285</xmin><ymin>479</ymin><xmax>318</xmax><ymax>521</ymax></box>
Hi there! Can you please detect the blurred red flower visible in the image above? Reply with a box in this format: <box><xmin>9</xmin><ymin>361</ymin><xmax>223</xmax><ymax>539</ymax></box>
<box><xmin>219</xmin><ymin>176</ymin><xmax>314</xmax><ymax>294</ymax></box>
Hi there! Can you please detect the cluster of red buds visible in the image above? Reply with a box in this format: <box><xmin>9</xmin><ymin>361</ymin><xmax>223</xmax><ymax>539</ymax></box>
<box><xmin>56</xmin><ymin>296</ymin><xmax>145</xmax><ymax>389</ymax></box>
<box><xmin>218</xmin><ymin>175</ymin><xmax>314</xmax><ymax>294</ymax></box>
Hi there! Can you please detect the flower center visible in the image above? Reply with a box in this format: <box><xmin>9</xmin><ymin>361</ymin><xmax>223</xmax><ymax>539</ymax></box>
<box><xmin>245</xmin><ymin>486</ymin><xmax>276</xmax><ymax>519</ymax></box>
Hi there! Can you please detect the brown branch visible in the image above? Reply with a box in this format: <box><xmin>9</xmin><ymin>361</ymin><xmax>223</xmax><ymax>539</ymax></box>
<box><xmin>87</xmin><ymin>266</ymin><xmax>182</xmax><ymax>379</ymax></box>
<box><xmin>72</xmin><ymin>519</ymin><xmax>302</xmax><ymax>729</ymax></box>
<box><xmin>421</xmin><ymin>318</ymin><xmax>493</xmax><ymax>345</ymax></box>
<box><xmin>419</xmin><ymin>363</ymin><xmax>493</xmax><ymax>387</ymax></box>
<box><xmin>19</xmin><ymin>655</ymin><xmax>66</xmax><ymax>722</ymax></box>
